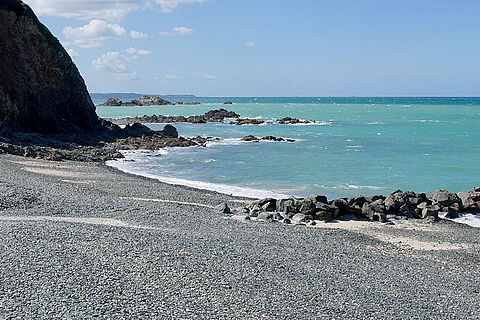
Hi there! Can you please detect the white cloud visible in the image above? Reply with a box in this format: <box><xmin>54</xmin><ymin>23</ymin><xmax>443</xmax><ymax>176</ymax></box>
<box><xmin>198</xmin><ymin>73</ymin><xmax>219</xmax><ymax>81</ymax></box>
<box><xmin>126</xmin><ymin>47</ymin><xmax>152</xmax><ymax>56</ymax></box>
<box><xmin>63</xmin><ymin>20</ymin><xmax>126</xmax><ymax>48</ymax></box>
<box><xmin>24</xmin><ymin>0</ymin><xmax>141</xmax><ymax>22</ymax></box>
<box><xmin>67</xmin><ymin>48</ymin><xmax>79</xmax><ymax>58</ymax></box>
<box><xmin>162</xmin><ymin>74</ymin><xmax>182</xmax><ymax>83</ymax></box>
<box><xmin>130</xmin><ymin>30</ymin><xmax>149</xmax><ymax>39</ymax></box>
<box><xmin>244</xmin><ymin>41</ymin><xmax>256</xmax><ymax>48</ymax></box>
<box><xmin>24</xmin><ymin>0</ymin><xmax>210</xmax><ymax>22</ymax></box>
<box><xmin>92</xmin><ymin>49</ymin><xmax>150</xmax><ymax>80</ymax></box>
<box><xmin>158</xmin><ymin>26</ymin><xmax>194</xmax><ymax>36</ymax></box>
<box><xmin>154</xmin><ymin>0</ymin><xmax>209</xmax><ymax>13</ymax></box>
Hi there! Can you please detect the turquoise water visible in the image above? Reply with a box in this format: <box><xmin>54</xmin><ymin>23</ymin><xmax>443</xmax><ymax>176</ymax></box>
<box><xmin>98</xmin><ymin>97</ymin><xmax>480</xmax><ymax>199</ymax></box>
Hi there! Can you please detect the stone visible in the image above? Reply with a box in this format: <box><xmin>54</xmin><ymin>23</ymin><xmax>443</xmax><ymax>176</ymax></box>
<box><xmin>215</xmin><ymin>203</ymin><xmax>231</xmax><ymax>214</ymax></box>
<box><xmin>258</xmin><ymin>198</ymin><xmax>276</xmax><ymax>212</ymax></box>
<box><xmin>457</xmin><ymin>188</ymin><xmax>480</xmax><ymax>213</ymax></box>
<box><xmin>295</xmin><ymin>198</ymin><xmax>316</xmax><ymax>215</ymax></box>
<box><xmin>331</xmin><ymin>198</ymin><xmax>360</xmax><ymax>216</ymax></box>
<box><xmin>348</xmin><ymin>196</ymin><xmax>368</xmax><ymax>208</ymax></box>
<box><xmin>314</xmin><ymin>203</ymin><xmax>338</xmax><ymax>220</ymax></box>
<box><xmin>309</xmin><ymin>194</ymin><xmax>328</xmax><ymax>204</ymax></box>
<box><xmin>223</xmin><ymin>101</ymin><xmax>233</xmax><ymax>104</ymax></box>
<box><xmin>421</xmin><ymin>204</ymin><xmax>440</xmax><ymax>219</ymax></box>
<box><xmin>438</xmin><ymin>207</ymin><xmax>459</xmax><ymax>219</ymax></box>
<box><xmin>362</xmin><ymin>200</ymin><xmax>387</xmax><ymax>222</ymax></box>
<box><xmin>276</xmin><ymin>198</ymin><xmax>295</xmax><ymax>213</ymax></box>
<box><xmin>429</xmin><ymin>189</ymin><xmax>462</xmax><ymax>208</ymax></box>
<box><xmin>160</xmin><ymin>124</ymin><xmax>179</xmax><ymax>138</ymax></box>
<box><xmin>291</xmin><ymin>213</ymin><xmax>313</xmax><ymax>223</ymax></box>
<box><xmin>257</xmin><ymin>212</ymin><xmax>274</xmax><ymax>221</ymax></box>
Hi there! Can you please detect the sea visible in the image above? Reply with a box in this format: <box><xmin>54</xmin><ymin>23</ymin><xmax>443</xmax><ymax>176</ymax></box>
<box><xmin>96</xmin><ymin>96</ymin><xmax>480</xmax><ymax>227</ymax></box>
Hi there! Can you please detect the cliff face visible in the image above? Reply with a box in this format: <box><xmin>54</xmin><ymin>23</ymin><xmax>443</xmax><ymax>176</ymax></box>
<box><xmin>0</xmin><ymin>0</ymin><xmax>100</xmax><ymax>133</ymax></box>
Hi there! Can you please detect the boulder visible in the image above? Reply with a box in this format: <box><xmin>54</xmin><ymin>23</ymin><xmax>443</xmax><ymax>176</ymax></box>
<box><xmin>276</xmin><ymin>198</ymin><xmax>295</xmax><ymax>214</ymax></box>
<box><xmin>256</xmin><ymin>212</ymin><xmax>274</xmax><ymax>221</ymax></box>
<box><xmin>122</xmin><ymin>123</ymin><xmax>153</xmax><ymax>137</ymax></box>
<box><xmin>257</xmin><ymin>198</ymin><xmax>276</xmax><ymax>212</ymax></box>
<box><xmin>362</xmin><ymin>200</ymin><xmax>387</xmax><ymax>222</ymax></box>
<box><xmin>160</xmin><ymin>124</ymin><xmax>178</xmax><ymax>138</ymax></box>
<box><xmin>295</xmin><ymin>198</ymin><xmax>316</xmax><ymax>215</ymax></box>
<box><xmin>291</xmin><ymin>213</ymin><xmax>314</xmax><ymax>223</ymax></box>
<box><xmin>314</xmin><ymin>203</ymin><xmax>338</xmax><ymax>220</ymax></box>
<box><xmin>223</xmin><ymin>101</ymin><xmax>233</xmax><ymax>104</ymax></box>
<box><xmin>309</xmin><ymin>194</ymin><xmax>328</xmax><ymax>204</ymax></box>
<box><xmin>429</xmin><ymin>189</ymin><xmax>462</xmax><ymax>208</ymax></box>
<box><xmin>421</xmin><ymin>204</ymin><xmax>440</xmax><ymax>219</ymax></box>
<box><xmin>215</xmin><ymin>203</ymin><xmax>231</xmax><ymax>214</ymax></box>
<box><xmin>457</xmin><ymin>188</ymin><xmax>480</xmax><ymax>213</ymax></box>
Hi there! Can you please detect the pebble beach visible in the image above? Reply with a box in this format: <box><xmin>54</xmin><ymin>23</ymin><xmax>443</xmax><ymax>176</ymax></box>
<box><xmin>1</xmin><ymin>154</ymin><xmax>479</xmax><ymax>319</ymax></box>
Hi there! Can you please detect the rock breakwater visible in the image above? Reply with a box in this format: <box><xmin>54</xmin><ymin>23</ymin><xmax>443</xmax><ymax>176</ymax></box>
<box><xmin>221</xmin><ymin>188</ymin><xmax>480</xmax><ymax>225</ymax></box>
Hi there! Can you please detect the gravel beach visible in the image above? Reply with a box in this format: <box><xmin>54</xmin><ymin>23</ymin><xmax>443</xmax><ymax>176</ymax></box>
<box><xmin>0</xmin><ymin>154</ymin><xmax>479</xmax><ymax>319</ymax></box>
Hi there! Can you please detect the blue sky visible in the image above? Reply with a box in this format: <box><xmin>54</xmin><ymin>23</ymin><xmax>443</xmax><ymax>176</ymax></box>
<box><xmin>24</xmin><ymin>0</ymin><xmax>480</xmax><ymax>96</ymax></box>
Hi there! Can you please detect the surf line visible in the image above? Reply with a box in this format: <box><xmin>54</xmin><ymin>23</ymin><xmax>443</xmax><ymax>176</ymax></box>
<box><xmin>121</xmin><ymin>197</ymin><xmax>216</xmax><ymax>209</ymax></box>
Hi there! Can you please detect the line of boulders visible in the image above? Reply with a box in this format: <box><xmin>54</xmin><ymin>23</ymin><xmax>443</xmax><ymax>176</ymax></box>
<box><xmin>112</xmin><ymin>109</ymin><xmax>241</xmax><ymax>125</ymax></box>
<box><xmin>218</xmin><ymin>188</ymin><xmax>480</xmax><ymax>225</ymax></box>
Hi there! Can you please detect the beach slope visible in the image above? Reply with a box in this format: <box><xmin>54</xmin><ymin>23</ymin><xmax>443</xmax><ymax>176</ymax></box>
<box><xmin>0</xmin><ymin>154</ymin><xmax>479</xmax><ymax>319</ymax></box>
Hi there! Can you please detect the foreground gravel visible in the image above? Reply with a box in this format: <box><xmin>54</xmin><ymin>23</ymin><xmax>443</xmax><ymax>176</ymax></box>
<box><xmin>0</xmin><ymin>154</ymin><xmax>479</xmax><ymax>319</ymax></box>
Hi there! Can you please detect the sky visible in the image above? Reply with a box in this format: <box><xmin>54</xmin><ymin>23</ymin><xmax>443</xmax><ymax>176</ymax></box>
<box><xmin>23</xmin><ymin>0</ymin><xmax>480</xmax><ymax>96</ymax></box>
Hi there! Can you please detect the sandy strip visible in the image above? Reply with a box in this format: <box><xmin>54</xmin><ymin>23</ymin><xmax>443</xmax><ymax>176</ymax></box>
<box><xmin>121</xmin><ymin>196</ymin><xmax>215</xmax><ymax>209</ymax></box>
<box><xmin>0</xmin><ymin>215</ymin><xmax>162</xmax><ymax>231</ymax></box>
<box><xmin>22</xmin><ymin>167</ymin><xmax>88</xmax><ymax>178</ymax></box>
<box><xmin>313</xmin><ymin>220</ymin><xmax>470</xmax><ymax>251</ymax></box>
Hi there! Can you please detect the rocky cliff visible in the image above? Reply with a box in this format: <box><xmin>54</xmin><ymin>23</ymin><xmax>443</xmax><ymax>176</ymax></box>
<box><xmin>0</xmin><ymin>0</ymin><xmax>100</xmax><ymax>133</ymax></box>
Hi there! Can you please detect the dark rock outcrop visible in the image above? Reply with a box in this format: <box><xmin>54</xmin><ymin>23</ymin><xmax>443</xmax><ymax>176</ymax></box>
<box><xmin>109</xmin><ymin>109</ymin><xmax>241</xmax><ymax>125</ymax></box>
<box><xmin>241</xmin><ymin>135</ymin><xmax>295</xmax><ymax>142</ymax></box>
<box><xmin>0</xmin><ymin>0</ymin><xmax>100</xmax><ymax>133</ymax></box>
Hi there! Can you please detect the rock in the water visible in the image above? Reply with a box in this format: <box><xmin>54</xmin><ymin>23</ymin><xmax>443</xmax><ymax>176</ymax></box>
<box><xmin>160</xmin><ymin>124</ymin><xmax>179</xmax><ymax>138</ymax></box>
<box><xmin>122</xmin><ymin>123</ymin><xmax>153</xmax><ymax>137</ymax></box>
<box><xmin>215</xmin><ymin>203</ymin><xmax>231</xmax><ymax>214</ymax></box>
<box><xmin>223</xmin><ymin>101</ymin><xmax>233</xmax><ymax>104</ymax></box>
<box><xmin>234</xmin><ymin>118</ymin><xmax>265</xmax><ymax>126</ymax></box>
<box><xmin>0</xmin><ymin>0</ymin><xmax>101</xmax><ymax>133</ymax></box>
<box><xmin>241</xmin><ymin>135</ymin><xmax>260</xmax><ymax>142</ymax></box>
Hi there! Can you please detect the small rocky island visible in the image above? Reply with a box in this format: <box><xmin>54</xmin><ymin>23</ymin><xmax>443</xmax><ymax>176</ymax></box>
<box><xmin>100</xmin><ymin>95</ymin><xmax>201</xmax><ymax>106</ymax></box>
